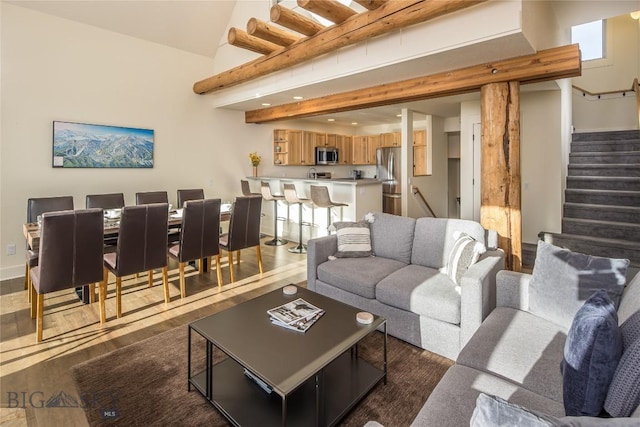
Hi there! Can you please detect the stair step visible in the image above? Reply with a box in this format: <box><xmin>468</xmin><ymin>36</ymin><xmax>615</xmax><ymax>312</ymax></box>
<box><xmin>571</xmin><ymin>139</ymin><xmax>640</xmax><ymax>153</ymax></box>
<box><xmin>566</xmin><ymin>176</ymin><xmax>640</xmax><ymax>191</ymax></box>
<box><xmin>569</xmin><ymin>151</ymin><xmax>640</xmax><ymax>164</ymax></box>
<box><xmin>538</xmin><ymin>232</ymin><xmax>640</xmax><ymax>269</ymax></box>
<box><xmin>564</xmin><ymin>203</ymin><xmax>640</xmax><ymax>224</ymax></box>
<box><xmin>572</xmin><ymin>130</ymin><xmax>640</xmax><ymax>142</ymax></box>
<box><xmin>567</xmin><ymin>164</ymin><xmax>640</xmax><ymax>177</ymax></box>
<box><xmin>565</xmin><ymin>189</ymin><xmax>640</xmax><ymax>207</ymax></box>
<box><xmin>562</xmin><ymin>218</ymin><xmax>640</xmax><ymax>241</ymax></box>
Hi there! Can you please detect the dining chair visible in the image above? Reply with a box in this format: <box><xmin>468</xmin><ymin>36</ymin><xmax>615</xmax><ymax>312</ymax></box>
<box><xmin>260</xmin><ymin>181</ymin><xmax>287</xmax><ymax>246</ymax></box>
<box><xmin>283</xmin><ymin>183</ymin><xmax>312</xmax><ymax>254</ymax></box>
<box><xmin>25</xmin><ymin>196</ymin><xmax>74</xmax><ymax>295</ymax></box>
<box><xmin>310</xmin><ymin>185</ymin><xmax>348</xmax><ymax>231</ymax></box>
<box><xmin>135</xmin><ymin>191</ymin><xmax>179</xmax><ymax>244</ymax></box>
<box><xmin>241</xmin><ymin>180</ymin><xmax>260</xmax><ymax>196</ymax></box>
<box><xmin>219</xmin><ymin>195</ymin><xmax>263</xmax><ymax>283</ymax></box>
<box><xmin>86</xmin><ymin>193</ymin><xmax>125</xmax><ymax>253</ymax></box>
<box><xmin>177</xmin><ymin>189</ymin><xmax>205</xmax><ymax>208</ymax></box>
<box><xmin>100</xmin><ymin>203</ymin><xmax>170</xmax><ymax>322</ymax></box>
<box><xmin>168</xmin><ymin>199</ymin><xmax>222</xmax><ymax>297</ymax></box>
<box><xmin>29</xmin><ymin>209</ymin><xmax>104</xmax><ymax>342</ymax></box>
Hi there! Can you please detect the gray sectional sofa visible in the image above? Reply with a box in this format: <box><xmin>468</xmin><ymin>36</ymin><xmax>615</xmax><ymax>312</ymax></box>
<box><xmin>307</xmin><ymin>212</ymin><xmax>504</xmax><ymax>360</ymax></box>
<box><xmin>412</xmin><ymin>267</ymin><xmax>640</xmax><ymax>426</ymax></box>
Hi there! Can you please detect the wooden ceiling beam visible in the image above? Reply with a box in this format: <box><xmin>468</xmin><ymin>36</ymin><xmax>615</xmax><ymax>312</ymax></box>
<box><xmin>353</xmin><ymin>0</ymin><xmax>388</xmax><ymax>11</ymax></box>
<box><xmin>270</xmin><ymin>4</ymin><xmax>325</xmax><ymax>37</ymax></box>
<box><xmin>228</xmin><ymin>28</ymin><xmax>280</xmax><ymax>55</ymax></box>
<box><xmin>193</xmin><ymin>0</ymin><xmax>486</xmax><ymax>94</ymax></box>
<box><xmin>244</xmin><ymin>44</ymin><xmax>581</xmax><ymax>123</ymax></box>
<box><xmin>247</xmin><ymin>18</ymin><xmax>300</xmax><ymax>47</ymax></box>
<box><xmin>297</xmin><ymin>0</ymin><xmax>357</xmax><ymax>25</ymax></box>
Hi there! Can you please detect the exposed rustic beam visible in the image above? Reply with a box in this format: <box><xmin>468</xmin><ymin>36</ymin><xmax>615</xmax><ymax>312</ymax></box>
<box><xmin>353</xmin><ymin>0</ymin><xmax>388</xmax><ymax>11</ymax></box>
<box><xmin>297</xmin><ymin>0</ymin><xmax>357</xmax><ymax>25</ymax></box>
<box><xmin>244</xmin><ymin>44</ymin><xmax>581</xmax><ymax>123</ymax></box>
<box><xmin>247</xmin><ymin>18</ymin><xmax>300</xmax><ymax>47</ymax></box>
<box><xmin>270</xmin><ymin>4</ymin><xmax>324</xmax><ymax>36</ymax></box>
<box><xmin>481</xmin><ymin>81</ymin><xmax>522</xmax><ymax>272</ymax></box>
<box><xmin>194</xmin><ymin>0</ymin><xmax>487</xmax><ymax>94</ymax></box>
<box><xmin>228</xmin><ymin>28</ymin><xmax>280</xmax><ymax>55</ymax></box>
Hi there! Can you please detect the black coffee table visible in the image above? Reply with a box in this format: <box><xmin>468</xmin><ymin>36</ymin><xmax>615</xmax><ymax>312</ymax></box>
<box><xmin>188</xmin><ymin>286</ymin><xmax>387</xmax><ymax>426</ymax></box>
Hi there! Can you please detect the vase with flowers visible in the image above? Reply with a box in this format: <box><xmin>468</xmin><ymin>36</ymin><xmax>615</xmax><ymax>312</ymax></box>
<box><xmin>249</xmin><ymin>152</ymin><xmax>261</xmax><ymax>177</ymax></box>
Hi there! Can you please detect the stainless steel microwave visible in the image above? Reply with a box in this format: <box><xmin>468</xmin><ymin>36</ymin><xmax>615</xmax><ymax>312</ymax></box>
<box><xmin>315</xmin><ymin>147</ymin><xmax>339</xmax><ymax>165</ymax></box>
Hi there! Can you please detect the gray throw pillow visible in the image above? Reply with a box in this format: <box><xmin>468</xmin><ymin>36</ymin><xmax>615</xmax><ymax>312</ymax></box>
<box><xmin>470</xmin><ymin>393</ymin><xmax>559</xmax><ymax>427</ymax></box>
<box><xmin>529</xmin><ymin>240</ymin><xmax>629</xmax><ymax>330</ymax></box>
<box><xmin>561</xmin><ymin>290</ymin><xmax>622</xmax><ymax>416</ymax></box>
<box><xmin>604</xmin><ymin>338</ymin><xmax>640</xmax><ymax>417</ymax></box>
<box><xmin>332</xmin><ymin>221</ymin><xmax>373</xmax><ymax>258</ymax></box>
<box><xmin>444</xmin><ymin>231</ymin><xmax>486</xmax><ymax>286</ymax></box>
<box><xmin>620</xmin><ymin>310</ymin><xmax>640</xmax><ymax>351</ymax></box>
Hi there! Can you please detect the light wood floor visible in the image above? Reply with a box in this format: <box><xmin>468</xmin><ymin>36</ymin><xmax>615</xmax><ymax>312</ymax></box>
<box><xmin>0</xmin><ymin>239</ymin><xmax>307</xmax><ymax>427</ymax></box>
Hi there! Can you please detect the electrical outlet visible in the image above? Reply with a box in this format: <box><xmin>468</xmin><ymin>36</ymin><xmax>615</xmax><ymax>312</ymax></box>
<box><xmin>6</xmin><ymin>244</ymin><xmax>16</xmax><ymax>256</ymax></box>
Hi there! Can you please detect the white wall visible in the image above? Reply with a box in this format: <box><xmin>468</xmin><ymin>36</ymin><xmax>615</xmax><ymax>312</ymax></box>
<box><xmin>0</xmin><ymin>4</ymin><xmax>266</xmax><ymax>279</ymax></box>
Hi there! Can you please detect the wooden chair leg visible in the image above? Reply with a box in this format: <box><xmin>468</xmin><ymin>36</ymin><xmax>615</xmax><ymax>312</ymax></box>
<box><xmin>256</xmin><ymin>245</ymin><xmax>264</xmax><ymax>276</ymax></box>
<box><xmin>236</xmin><ymin>250</ymin><xmax>241</xmax><ymax>265</ymax></box>
<box><xmin>162</xmin><ymin>266</ymin><xmax>170</xmax><ymax>304</ymax></box>
<box><xmin>99</xmin><ymin>280</ymin><xmax>107</xmax><ymax>324</ymax></box>
<box><xmin>148</xmin><ymin>270</ymin><xmax>154</xmax><ymax>287</ymax></box>
<box><xmin>30</xmin><ymin>282</ymin><xmax>37</xmax><ymax>319</ymax></box>
<box><xmin>228</xmin><ymin>251</ymin><xmax>235</xmax><ymax>283</ymax></box>
<box><xmin>24</xmin><ymin>263</ymin><xmax>29</xmax><ymax>290</ymax></box>
<box><xmin>89</xmin><ymin>284</ymin><xmax>95</xmax><ymax>304</ymax></box>
<box><xmin>199</xmin><ymin>258</ymin><xmax>205</xmax><ymax>275</ymax></box>
<box><xmin>215</xmin><ymin>255</ymin><xmax>223</xmax><ymax>291</ymax></box>
<box><xmin>179</xmin><ymin>262</ymin><xmax>186</xmax><ymax>299</ymax></box>
<box><xmin>116</xmin><ymin>276</ymin><xmax>123</xmax><ymax>318</ymax></box>
<box><xmin>36</xmin><ymin>293</ymin><xmax>44</xmax><ymax>343</ymax></box>
<box><xmin>26</xmin><ymin>265</ymin><xmax>32</xmax><ymax>303</ymax></box>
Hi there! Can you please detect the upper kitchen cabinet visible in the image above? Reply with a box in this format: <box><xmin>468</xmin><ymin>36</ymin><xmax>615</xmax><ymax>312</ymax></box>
<box><xmin>380</xmin><ymin>131</ymin><xmax>401</xmax><ymax>147</ymax></box>
<box><xmin>352</xmin><ymin>135</ymin><xmax>380</xmax><ymax>165</ymax></box>
<box><xmin>273</xmin><ymin>129</ymin><xmax>303</xmax><ymax>165</ymax></box>
<box><xmin>301</xmin><ymin>132</ymin><xmax>316</xmax><ymax>165</ymax></box>
<box><xmin>413</xmin><ymin>130</ymin><xmax>428</xmax><ymax>176</ymax></box>
<box><xmin>336</xmin><ymin>135</ymin><xmax>352</xmax><ymax>165</ymax></box>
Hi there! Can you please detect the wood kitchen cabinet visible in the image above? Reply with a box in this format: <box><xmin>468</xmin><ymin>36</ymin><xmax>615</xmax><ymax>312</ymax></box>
<box><xmin>413</xmin><ymin>130</ymin><xmax>428</xmax><ymax>176</ymax></box>
<box><xmin>352</xmin><ymin>135</ymin><xmax>380</xmax><ymax>165</ymax></box>
<box><xmin>300</xmin><ymin>131</ymin><xmax>316</xmax><ymax>165</ymax></box>
<box><xmin>273</xmin><ymin>129</ymin><xmax>303</xmax><ymax>165</ymax></box>
<box><xmin>336</xmin><ymin>135</ymin><xmax>352</xmax><ymax>165</ymax></box>
<box><xmin>380</xmin><ymin>131</ymin><xmax>401</xmax><ymax>147</ymax></box>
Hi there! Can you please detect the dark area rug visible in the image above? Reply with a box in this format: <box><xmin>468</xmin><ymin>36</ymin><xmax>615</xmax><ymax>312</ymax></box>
<box><xmin>71</xmin><ymin>325</ymin><xmax>453</xmax><ymax>426</ymax></box>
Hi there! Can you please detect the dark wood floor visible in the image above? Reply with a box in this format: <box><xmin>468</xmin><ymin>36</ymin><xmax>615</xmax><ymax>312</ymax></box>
<box><xmin>0</xmin><ymin>238</ymin><xmax>307</xmax><ymax>426</ymax></box>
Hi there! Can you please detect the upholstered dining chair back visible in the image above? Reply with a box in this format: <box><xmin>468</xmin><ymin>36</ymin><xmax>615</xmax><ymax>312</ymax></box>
<box><xmin>27</xmin><ymin>196</ymin><xmax>74</xmax><ymax>223</ymax></box>
<box><xmin>111</xmin><ymin>203</ymin><xmax>169</xmax><ymax>276</ymax></box>
<box><xmin>224</xmin><ymin>196</ymin><xmax>262</xmax><ymax>252</ymax></box>
<box><xmin>135</xmin><ymin>191</ymin><xmax>168</xmax><ymax>205</ymax></box>
<box><xmin>176</xmin><ymin>199</ymin><xmax>221</xmax><ymax>262</ymax></box>
<box><xmin>86</xmin><ymin>193</ymin><xmax>125</xmax><ymax>209</ymax></box>
<box><xmin>177</xmin><ymin>189</ymin><xmax>205</xmax><ymax>208</ymax></box>
<box><xmin>33</xmin><ymin>209</ymin><xmax>104</xmax><ymax>294</ymax></box>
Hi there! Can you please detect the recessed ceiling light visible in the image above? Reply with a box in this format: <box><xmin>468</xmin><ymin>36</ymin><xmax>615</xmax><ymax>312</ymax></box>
<box><xmin>327</xmin><ymin>118</ymin><xmax>335</xmax><ymax>122</ymax></box>
<box><xmin>396</xmin><ymin>114</ymin><xmax>402</xmax><ymax>117</ymax></box>
<box><xmin>351</xmin><ymin>122</ymin><xmax>358</xmax><ymax>125</ymax></box>
<box><xmin>293</xmin><ymin>96</ymin><xmax>303</xmax><ymax>100</ymax></box>
<box><xmin>261</xmin><ymin>103</ymin><xmax>271</xmax><ymax>106</ymax></box>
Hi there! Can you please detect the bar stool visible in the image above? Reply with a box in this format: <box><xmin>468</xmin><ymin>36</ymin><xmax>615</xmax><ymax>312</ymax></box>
<box><xmin>283</xmin><ymin>183</ymin><xmax>312</xmax><ymax>254</ymax></box>
<box><xmin>241</xmin><ymin>180</ymin><xmax>261</xmax><ymax>197</ymax></box>
<box><xmin>260</xmin><ymin>181</ymin><xmax>287</xmax><ymax>246</ymax></box>
<box><xmin>310</xmin><ymin>185</ymin><xmax>348</xmax><ymax>232</ymax></box>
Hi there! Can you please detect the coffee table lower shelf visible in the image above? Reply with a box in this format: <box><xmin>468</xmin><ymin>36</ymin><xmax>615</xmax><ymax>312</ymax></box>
<box><xmin>190</xmin><ymin>349</ymin><xmax>384</xmax><ymax>427</ymax></box>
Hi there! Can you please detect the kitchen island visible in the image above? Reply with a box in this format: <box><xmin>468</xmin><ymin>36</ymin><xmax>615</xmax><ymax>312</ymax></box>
<box><xmin>247</xmin><ymin>176</ymin><xmax>382</xmax><ymax>240</ymax></box>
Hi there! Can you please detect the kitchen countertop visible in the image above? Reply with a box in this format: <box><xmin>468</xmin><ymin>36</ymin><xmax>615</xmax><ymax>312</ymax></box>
<box><xmin>249</xmin><ymin>176</ymin><xmax>381</xmax><ymax>186</ymax></box>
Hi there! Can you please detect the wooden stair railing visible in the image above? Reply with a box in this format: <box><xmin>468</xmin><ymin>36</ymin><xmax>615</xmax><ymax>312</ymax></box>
<box><xmin>411</xmin><ymin>185</ymin><xmax>436</xmax><ymax>218</ymax></box>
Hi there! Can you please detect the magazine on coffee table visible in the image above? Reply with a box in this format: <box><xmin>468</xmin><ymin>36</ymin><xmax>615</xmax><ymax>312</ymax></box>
<box><xmin>268</xmin><ymin>298</ymin><xmax>325</xmax><ymax>332</ymax></box>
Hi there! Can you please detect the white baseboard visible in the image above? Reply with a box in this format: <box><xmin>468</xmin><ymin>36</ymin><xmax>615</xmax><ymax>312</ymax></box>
<box><xmin>1</xmin><ymin>264</ymin><xmax>24</xmax><ymax>281</ymax></box>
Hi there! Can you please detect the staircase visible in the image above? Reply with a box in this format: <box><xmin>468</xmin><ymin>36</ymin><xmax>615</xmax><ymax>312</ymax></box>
<box><xmin>539</xmin><ymin>129</ymin><xmax>640</xmax><ymax>274</ymax></box>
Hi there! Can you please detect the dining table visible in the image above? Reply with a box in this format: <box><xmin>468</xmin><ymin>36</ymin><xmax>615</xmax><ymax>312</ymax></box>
<box><xmin>23</xmin><ymin>205</ymin><xmax>233</xmax><ymax>303</ymax></box>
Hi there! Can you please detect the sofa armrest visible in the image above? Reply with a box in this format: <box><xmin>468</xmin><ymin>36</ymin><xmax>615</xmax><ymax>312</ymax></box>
<box><xmin>460</xmin><ymin>249</ymin><xmax>504</xmax><ymax>348</ymax></box>
<box><xmin>306</xmin><ymin>235</ymin><xmax>337</xmax><ymax>291</ymax></box>
<box><xmin>496</xmin><ymin>270</ymin><xmax>533</xmax><ymax>311</ymax></box>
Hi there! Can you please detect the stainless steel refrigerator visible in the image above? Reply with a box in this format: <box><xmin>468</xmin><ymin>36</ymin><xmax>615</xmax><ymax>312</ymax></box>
<box><xmin>376</xmin><ymin>147</ymin><xmax>402</xmax><ymax>215</ymax></box>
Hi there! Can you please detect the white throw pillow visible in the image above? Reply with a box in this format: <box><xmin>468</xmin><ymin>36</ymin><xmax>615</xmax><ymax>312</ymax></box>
<box><xmin>445</xmin><ymin>231</ymin><xmax>486</xmax><ymax>286</ymax></box>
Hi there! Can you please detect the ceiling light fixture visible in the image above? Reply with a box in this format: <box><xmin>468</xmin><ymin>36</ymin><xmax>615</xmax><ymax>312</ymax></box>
<box><xmin>351</xmin><ymin>122</ymin><xmax>358</xmax><ymax>125</ymax></box>
<box><xmin>261</xmin><ymin>103</ymin><xmax>271</xmax><ymax>106</ymax></box>
<box><xmin>327</xmin><ymin>118</ymin><xmax>335</xmax><ymax>122</ymax></box>
<box><xmin>293</xmin><ymin>96</ymin><xmax>303</xmax><ymax>100</ymax></box>
<box><xmin>631</xmin><ymin>11</ymin><xmax>640</xmax><ymax>20</ymax></box>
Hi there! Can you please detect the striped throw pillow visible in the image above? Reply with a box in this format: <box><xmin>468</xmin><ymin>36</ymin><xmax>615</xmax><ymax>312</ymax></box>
<box><xmin>333</xmin><ymin>221</ymin><xmax>373</xmax><ymax>258</ymax></box>
<box><xmin>445</xmin><ymin>231</ymin><xmax>486</xmax><ymax>286</ymax></box>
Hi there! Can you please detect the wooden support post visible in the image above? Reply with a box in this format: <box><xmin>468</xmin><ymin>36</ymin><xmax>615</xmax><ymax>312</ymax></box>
<box><xmin>480</xmin><ymin>81</ymin><xmax>522</xmax><ymax>271</ymax></box>
<box><xmin>297</xmin><ymin>0</ymin><xmax>357</xmax><ymax>25</ymax></box>
<box><xmin>247</xmin><ymin>18</ymin><xmax>300</xmax><ymax>47</ymax></box>
<box><xmin>228</xmin><ymin>28</ymin><xmax>280</xmax><ymax>55</ymax></box>
<box><xmin>270</xmin><ymin>4</ymin><xmax>325</xmax><ymax>36</ymax></box>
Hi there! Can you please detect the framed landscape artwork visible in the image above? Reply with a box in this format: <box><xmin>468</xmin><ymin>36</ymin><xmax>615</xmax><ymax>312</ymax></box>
<box><xmin>52</xmin><ymin>121</ymin><xmax>154</xmax><ymax>168</ymax></box>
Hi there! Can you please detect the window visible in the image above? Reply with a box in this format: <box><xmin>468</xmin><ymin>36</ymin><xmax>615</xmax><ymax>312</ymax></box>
<box><xmin>571</xmin><ymin>20</ymin><xmax>605</xmax><ymax>61</ymax></box>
